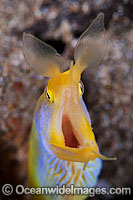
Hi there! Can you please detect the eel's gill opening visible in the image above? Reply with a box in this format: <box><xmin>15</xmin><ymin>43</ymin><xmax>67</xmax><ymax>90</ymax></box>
<box><xmin>62</xmin><ymin>114</ymin><xmax>79</xmax><ymax>148</ymax></box>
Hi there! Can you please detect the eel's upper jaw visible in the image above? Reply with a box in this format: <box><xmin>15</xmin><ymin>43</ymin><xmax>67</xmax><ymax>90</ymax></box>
<box><xmin>50</xmin><ymin>114</ymin><xmax>116</xmax><ymax>163</ymax></box>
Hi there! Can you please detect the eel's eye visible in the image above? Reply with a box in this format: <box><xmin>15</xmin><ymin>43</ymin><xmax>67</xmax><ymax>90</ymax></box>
<box><xmin>79</xmin><ymin>81</ymin><xmax>84</xmax><ymax>96</ymax></box>
<box><xmin>45</xmin><ymin>88</ymin><xmax>54</xmax><ymax>103</ymax></box>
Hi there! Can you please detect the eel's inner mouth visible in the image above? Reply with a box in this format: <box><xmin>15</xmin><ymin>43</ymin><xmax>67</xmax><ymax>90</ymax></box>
<box><xmin>62</xmin><ymin>114</ymin><xmax>79</xmax><ymax>148</ymax></box>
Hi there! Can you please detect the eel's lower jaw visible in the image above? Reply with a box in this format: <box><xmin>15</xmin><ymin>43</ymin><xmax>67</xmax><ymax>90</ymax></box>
<box><xmin>50</xmin><ymin>143</ymin><xmax>117</xmax><ymax>163</ymax></box>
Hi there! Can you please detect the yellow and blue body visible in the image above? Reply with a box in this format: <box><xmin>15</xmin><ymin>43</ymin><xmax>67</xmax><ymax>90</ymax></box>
<box><xmin>23</xmin><ymin>13</ymin><xmax>116</xmax><ymax>200</ymax></box>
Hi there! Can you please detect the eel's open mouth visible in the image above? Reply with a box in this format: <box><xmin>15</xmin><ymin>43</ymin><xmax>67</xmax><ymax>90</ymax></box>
<box><xmin>62</xmin><ymin>114</ymin><xmax>79</xmax><ymax>148</ymax></box>
<box><xmin>50</xmin><ymin>110</ymin><xmax>116</xmax><ymax>163</ymax></box>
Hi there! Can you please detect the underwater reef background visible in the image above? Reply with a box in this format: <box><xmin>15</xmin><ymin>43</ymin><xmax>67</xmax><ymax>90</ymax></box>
<box><xmin>0</xmin><ymin>0</ymin><xmax>132</xmax><ymax>200</ymax></box>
